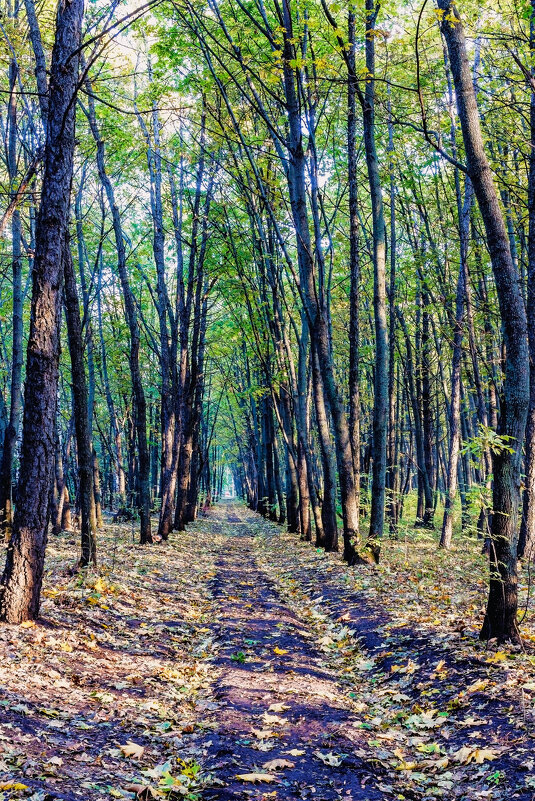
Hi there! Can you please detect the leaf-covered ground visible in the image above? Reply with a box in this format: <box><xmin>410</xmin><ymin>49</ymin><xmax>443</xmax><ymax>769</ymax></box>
<box><xmin>1</xmin><ymin>503</ymin><xmax>535</xmax><ymax>800</ymax></box>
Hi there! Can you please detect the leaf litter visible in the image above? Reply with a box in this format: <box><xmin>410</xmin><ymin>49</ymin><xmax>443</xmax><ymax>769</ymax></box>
<box><xmin>1</xmin><ymin>504</ymin><xmax>535</xmax><ymax>800</ymax></box>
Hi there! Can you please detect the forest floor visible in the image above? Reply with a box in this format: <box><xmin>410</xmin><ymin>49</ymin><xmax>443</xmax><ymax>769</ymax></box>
<box><xmin>1</xmin><ymin>504</ymin><xmax>535</xmax><ymax>801</ymax></box>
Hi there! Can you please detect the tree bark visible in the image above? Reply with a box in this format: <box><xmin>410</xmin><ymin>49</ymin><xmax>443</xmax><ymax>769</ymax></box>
<box><xmin>63</xmin><ymin>235</ymin><xmax>96</xmax><ymax>567</ymax></box>
<box><xmin>0</xmin><ymin>0</ymin><xmax>84</xmax><ymax>623</ymax></box>
<box><xmin>438</xmin><ymin>0</ymin><xmax>530</xmax><ymax>642</ymax></box>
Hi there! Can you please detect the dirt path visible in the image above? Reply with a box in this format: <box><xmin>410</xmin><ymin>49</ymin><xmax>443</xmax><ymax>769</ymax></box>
<box><xmin>202</xmin><ymin>506</ymin><xmax>381</xmax><ymax>800</ymax></box>
<box><xmin>2</xmin><ymin>503</ymin><xmax>535</xmax><ymax>800</ymax></box>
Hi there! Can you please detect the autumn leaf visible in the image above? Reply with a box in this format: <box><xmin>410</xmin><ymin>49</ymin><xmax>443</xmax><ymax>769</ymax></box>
<box><xmin>0</xmin><ymin>782</ymin><xmax>29</xmax><ymax>791</ymax></box>
<box><xmin>120</xmin><ymin>741</ymin><xmax>145</xmax><ymax>759</ymax></box>
<box><xmin>314</xmin><ymin>751</ymin><xmax>344</xmax><ymax>766</ymax></box>
<box><xmin>262</xmin><ymin>713</ymin><xmax>288</xmax><ymax>726</ymax></box>
<box><xmin>268</xmin><ymin>702</ymin><xmax>289</xmax><ymax>712</ymax></box>
<box><xmin>273</xmin><ymin>646</ymin><xmax>288</xmax><ymax>655</ymax></box>
<box><xmin>485</xmin><ymin>651</ymin><xmax>508</xmax><ymax>664</ymax></box>
<box><xmin>262</xmin><ymin>758</ymin><xmax>295</xmax><ymax>770</ymax></box>
<box><xmin>453</xmin><ymin>745</ymin><xmax>500</xmax><ymax>764</ymax></box>
<box><xmin>235</xmin><ymin>773</ymin><xmax>279</xmax><ymax>783</ymax></box>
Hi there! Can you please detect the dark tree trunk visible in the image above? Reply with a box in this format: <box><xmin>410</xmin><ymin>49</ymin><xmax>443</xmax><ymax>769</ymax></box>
<box><xmin>363</xmin><ymin>0</ymin><xmax>389</xmax><ymax>561</ymax></box>
<box><xmin>63</xmin><ymin>235</ymin><xmax>96</xmax><ymax>567</ymax></box>
<box><xmin>0</xmin><ymin>0</ymin><xmax>84</xmax><ymax>623</ymax></box>
<box><xmin>0</xmin><ymin>54</ymin><xmax>24</xmax><ymax>537</ymax></box>
<box><xmin>519</xmin><ymin>0</ymin><xmax>535</xmax><ymax>561</ymax></box>
<box><xmin>439</xmin><ymin>0</ymin><xmax>530</xmax><ymax>643</ymax></box>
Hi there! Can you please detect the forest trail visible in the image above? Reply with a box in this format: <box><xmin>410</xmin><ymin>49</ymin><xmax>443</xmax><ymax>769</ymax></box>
<box><xmin>2</xmin><ymin>504</ymin><xmax>535</xmax><ymax>801</ymax></box>
<box><xmin>201</xmin><ymin>504</ymin><xmax>381</xmax><ymax>800</ymax></box>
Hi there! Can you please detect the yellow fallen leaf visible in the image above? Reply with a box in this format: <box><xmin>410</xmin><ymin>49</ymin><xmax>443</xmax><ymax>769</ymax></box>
<box><xmin>262</xmin><ymin>713</ymin><xmax>288</xmax><ymax>726</ymax></box>
<box><xmin>262</xmin><ymin>758</ymin><xmax>294</xmax><ymax>771</ymax></box>
<box><xmin>286</xmin><ymin>749</ymin><xmax>305</xmax><ymax>756</ymax></box>
<box><xmin>486</xmin><ymin>651</ymin><xmax>507</xmax><ymax>664</ymax></box>
<box><xmin>268</xmin><ymin>702</ymin><xmax>289</xmax><ymax>713</ymax></box>
<box><xmin>273</xmin><ymin>647</ymin><xmax>288</xmax><ymax>656</ymax></box>
<box><xmin>251</xmin><ymin>728</ymin><xmax>277</xmax><ymax>739</ymax></box>
<box><xmin>60</xmin><ymin>642</ymin><xmax>73</xmax><ymax>652</ymax></box>
<box><xmin>20</xmin><ymin>620</ymin><xmax>35</xmax><ymax>628</ymax></box>
<box><xmin>0</xmin><ymin>782</ymin><xmax>29</xmax><ymax>790</ymax></box>
<box><xmin>120</xmin><ymin>741</ymin><xmax>145</xmax><ymax>759</ymax></box>
<box><xmin>453</xmin><ymin>745</ymin><xmax>473</xmax><ymax>764</ymax></box>
<box><xmin>235</xmin><ymin>773</ymin><xmax>278</xmax><ymax>783</ymax></box>
<box><xmin>453</xmin><ymin>745</ymin><xmax>499</xmax><ymax>765</ymax></box>
<box><xmin>94</xmin><ymin>577</ymin><xmax>106</xmax><ymax>593</ymax></box>
<box><xmin>466</xmin><ymin>679</ymin><xmax>488</xmax><ymax>694</ymax></box>
<box><xmin>472</xmin><ymin>748</ymin><xmax>500</xmax><ymax>764</ymax></box>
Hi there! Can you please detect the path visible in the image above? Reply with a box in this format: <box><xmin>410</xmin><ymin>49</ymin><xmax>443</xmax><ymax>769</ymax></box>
<box><xmin>1</xmin><ymin>503</ymin><xmax>534</xmax><ymax>800</ymax></box>
<box><xmin>202</xmin><ymin>505</ymin><xmax>381</xmax><ymax>799</ymax></box>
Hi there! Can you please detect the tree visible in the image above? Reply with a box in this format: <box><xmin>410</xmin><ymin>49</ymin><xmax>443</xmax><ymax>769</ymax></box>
<box><xmin>0</xmin><ymin>0</ymin><xmax>85</xmax><ymax>623</ymax></box>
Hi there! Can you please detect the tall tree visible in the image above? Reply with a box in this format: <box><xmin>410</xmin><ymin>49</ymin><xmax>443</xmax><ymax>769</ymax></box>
<box><xmin>0</xmin><ymin>0</ymin><xmax>85</xmax><ymax>623</ymax></box>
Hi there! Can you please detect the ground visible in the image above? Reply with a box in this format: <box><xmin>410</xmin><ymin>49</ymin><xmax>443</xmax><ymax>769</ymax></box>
<box><xmin>1</xmin><ymin>503</ymin><xmax>535</xmax><ymax>800</ymax></box>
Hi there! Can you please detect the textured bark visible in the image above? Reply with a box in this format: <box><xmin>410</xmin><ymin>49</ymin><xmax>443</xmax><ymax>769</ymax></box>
<box><xmin>364</xmin><ymin>0</ymin><xmax>389</xmax><ymax>560</ymax></box>
<box><xmin>311</xmin><ymin>343</ymin><xmax>338</xmax><ymax>552</ymax></box>
<box><xmin>0</xmin><ymin>55</ymin><xmax>23</xmax><ymax>536</ymax></box>
<box><xmin>440</xmin><ymin>183</ymin><xmax>470</xmax><ymax>547</ymax></box>
<box><xmin>63</xmin><ymin>235</ymin><xmax>96</xmax><ymax>567</ymax></box>
<box><xmin>347</xmin><ymin>8</ymin><xmax>361</xmax><ymax>515</ymax></box>
<box><xmin>280</xmin><ymin>0</ymin><xmax>359</xmax><ymax>560</ymax></box>
<box><xmin>0</xmin><ymin>0</ymin><xmax>84</xmax><ymax>623</ymax></box>
<box><xmin>439</xmin><ymin>0</ymin><xmax>530</xmax><ymax>642</ymax></box>
<box><xmin>519</xmin><ymin>0</ymin><xmax>535</xmax><ymax>562</ymax></box>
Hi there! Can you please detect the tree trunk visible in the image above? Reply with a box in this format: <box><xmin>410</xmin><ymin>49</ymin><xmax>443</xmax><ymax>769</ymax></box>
<box><xmin>0</xmin><ymin>0</ymin><xmax>84</xmax><ymax>623</ymax></box>
<box><xmin>63</xmin><ymin>234</ymin><xmax>97</xmax><ymax>567</ymax></box>
<box><xmin>363</xmin><ymin>0</ymin><xmax>389</xmax><ymax>561</ymax></box>
<box><xmin>519</xmin><ymin>0</ymin><xmax>535</xmax><ymax>561</ymax></box>
<box><xmin>438</xmin><ymin>0</ymin><xmax>530</xmax><ymax>643</ymax></box>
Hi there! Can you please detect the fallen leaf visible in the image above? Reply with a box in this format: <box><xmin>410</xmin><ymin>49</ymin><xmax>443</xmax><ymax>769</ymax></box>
<box><xmin>485</xmin><ymin>651</ymin><xmax>508</xmax><ymax>664</ymax></box>
<box><xmin>262</xmin><ymin>758</ymin><xmax>294</xmax><ymax>771</ymax></box>
<box><xmin>235</xmin><ymin>773</ymin><xmax>278</xmax><ymax>783</ymax></box>
<box><xmin>273</xmin><ymin>647</ymin><xmax>288</xmax><ymax>656</ymax></box>
<box><xmin>120</xmin><ymin>741</ymin><xmax>145</xmax><ymax>759</ymax></box>
<box><xmin>268</xmin><ymin>702</ymin><xmax>289</xmax><ymax>713</ymax></box>
<box><xmin>453</xmin><ymin>745</ymin><xmax>500</xmax><ymax>764</ymax></box>
<box><xmin>286</xmin><ymin>749</ymin><xmax>305</xmax><ymax>756</ymax></box>
<box><xmin>0</xmin><ymin>782</ymin><xmax>29</xmax><ymax>791</ymax></box>
<box><xmin>314</xmin><ymin>751</ymin><xmax>344</xmax><ymax>766</ymax></box>
<box><xmin>262</xmin><ymin>713</ymin><xmax>288</xmax><ymax>726</ymax></box>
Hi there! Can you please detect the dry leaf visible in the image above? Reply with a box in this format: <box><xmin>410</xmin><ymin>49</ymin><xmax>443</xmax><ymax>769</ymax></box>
<box><xmin>273</xmin><ymin>647</ymin><xmax>288</xmax><ymax>656</ymax></box>
<box><xmin>314</xmin><ymin>751</ymin><xmax>344</xmax><ymax>766</ymax></box>
<box><xmin>235</xmin><ymin>773</ymin><xmax>278</xmax><ymax>783</ymax></box>
<box><xmin>120</xmin><ymin>741</ymin><xmax>145</xmax><ymax>759</ymax></box>
<box><xmin>286</xmin><ymin>749</ymin><xmax>305</xmax><ymax>756</ymax></box>
<box><xmin>262</xmin><ymin>758</ymin><xmax>294</xmax><ymax>771</ymax></box>
<box><xmin>453</xmin><ymin>745</ymin><xmax>499</xmax><ymax>764</ymax></box>
<box><xmin>262</xmin><ymin>713</ymin><xmax>288</xmax><ymax>726</ymax></box>
<box><xmin>268</xmin><ymin>702</ymin><xmax>289</xmax><ymax>712</ymax></box>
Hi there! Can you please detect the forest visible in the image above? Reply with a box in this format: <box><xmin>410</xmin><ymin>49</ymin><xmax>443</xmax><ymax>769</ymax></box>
<box><xmin>1</xmin><ymin>0</ymin><xmax>535</xmax><ymax>798</ymax></box>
